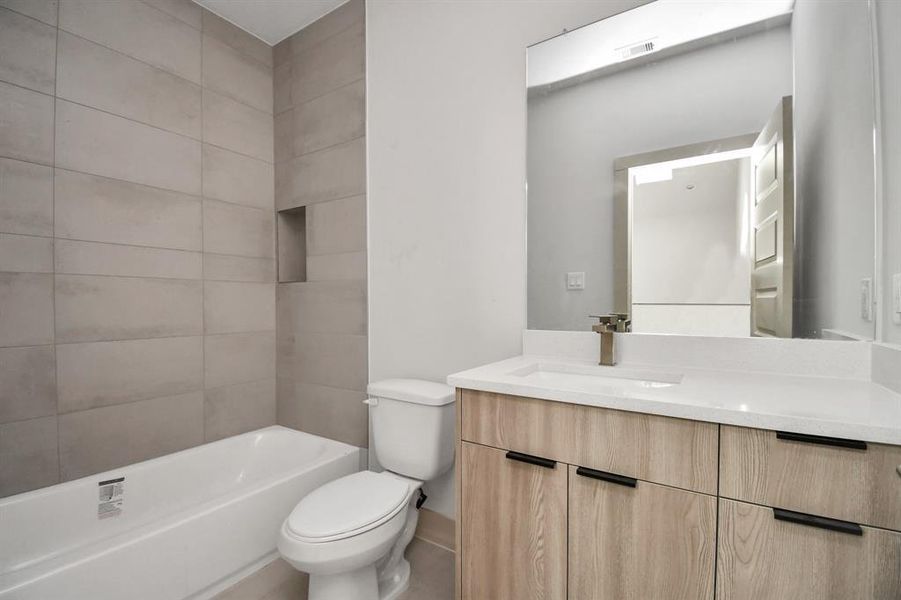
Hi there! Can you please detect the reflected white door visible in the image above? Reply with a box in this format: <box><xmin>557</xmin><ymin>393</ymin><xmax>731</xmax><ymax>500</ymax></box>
<box><xmin>751</xmin><ymin>96</ymin><xmax>794</xmax><ymax>337</ymax></box>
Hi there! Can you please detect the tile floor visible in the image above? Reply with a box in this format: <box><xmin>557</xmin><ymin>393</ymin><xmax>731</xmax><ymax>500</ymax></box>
<box><xmin>213</xmin><ymin>538</ymin><xmax>454</xmax><ymax>600</ymax></box>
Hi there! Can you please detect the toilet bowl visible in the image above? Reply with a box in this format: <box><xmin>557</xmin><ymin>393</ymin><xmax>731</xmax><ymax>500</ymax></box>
<box><xmin>278</xmin><ymin>379</ymin><xmax>455</xmax><ymax>600</ymax></box>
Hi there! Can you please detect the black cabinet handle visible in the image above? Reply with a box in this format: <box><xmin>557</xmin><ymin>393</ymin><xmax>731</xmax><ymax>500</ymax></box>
<box><xmin>776</xmin><ymin>431</ymin><xmax>867</xmax><ymax>450</ymax></box>
<box><xmin>505</xmin><ymin>451</ymin><xmax>556</xmax><ymax>469</ymax></box>
<box><xmin>576</xmin><ymin>466</ymin><xmax>637</xmax><ymax>488</ymax></box>
<box><xmin>773</xmin><ymin>508</ymin><xmax>863</xmax><ymax>536</ymax></box>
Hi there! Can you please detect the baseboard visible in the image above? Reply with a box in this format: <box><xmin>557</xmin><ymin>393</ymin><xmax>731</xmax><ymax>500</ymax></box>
<box><xmin>415</xmin><ymin>508</ymin><xmax>455</xmax><ymax>552</ymax></box>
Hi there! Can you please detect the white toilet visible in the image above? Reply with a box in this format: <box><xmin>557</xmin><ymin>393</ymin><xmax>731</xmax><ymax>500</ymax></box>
<box><xmin>277</xmin><ymin>379</ymin><xmax>455</xmax><ymax>600</ymax></box>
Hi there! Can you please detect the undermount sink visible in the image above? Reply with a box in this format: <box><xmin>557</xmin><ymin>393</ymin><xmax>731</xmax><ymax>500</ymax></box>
<box><xmin>506</xmin><ymin>361</ymin><xmax>682</xmax><ymax>391</ymax></box>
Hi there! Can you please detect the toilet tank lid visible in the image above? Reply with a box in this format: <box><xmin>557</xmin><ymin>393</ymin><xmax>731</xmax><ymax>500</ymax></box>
<box><xmin>367</xmin><ymin>379</ymin><xmax>455</xmax><ymax>406</ymax></box>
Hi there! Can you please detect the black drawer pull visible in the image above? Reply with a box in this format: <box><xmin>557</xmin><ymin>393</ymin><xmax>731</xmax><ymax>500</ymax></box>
<box><xmin>505</xmin><ymin>451</ymin><xmax>556</xmax><ymax>469</ymax></box>
<box><xmin>776</xmin><ymin>431</ymin><xmax>867</xmax><ymax>451</ymax></box>
<box><xmin>773</xmin><ymin>508</ymin><xmax>863</xmax><ymax>536</ymax></box>
<box><xmin>576</xmin><ymin>466</ymin><xmax>637</xmax><ymax>488</ymax></box>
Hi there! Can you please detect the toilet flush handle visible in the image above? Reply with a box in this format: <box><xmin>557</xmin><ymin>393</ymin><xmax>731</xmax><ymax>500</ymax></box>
<box><xmin>363</xmin><ymin>397</ymin><xmax>378</xmax><ymax>406</ymax></box>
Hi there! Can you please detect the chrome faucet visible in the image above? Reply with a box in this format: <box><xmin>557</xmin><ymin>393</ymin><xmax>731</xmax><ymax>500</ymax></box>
<box><xmin>590</xmin><ymin>313</ymin><xmax>631</xmax><ymax>366</ymax></box>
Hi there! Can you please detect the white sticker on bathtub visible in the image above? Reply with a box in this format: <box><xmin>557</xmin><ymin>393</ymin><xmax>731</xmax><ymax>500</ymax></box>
<box><xmin>98</xmin><ymin>476</ymin><xmax>125</xmax><ymax>519</ymax></box>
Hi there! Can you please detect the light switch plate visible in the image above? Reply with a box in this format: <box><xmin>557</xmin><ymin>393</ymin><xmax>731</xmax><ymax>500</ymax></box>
<box><xmin>861</xmin><ymin>277</ymin><xmax>873</xmax><ymax>322</ymax></box>
<box><xmin>566</xmin><ymin>272</ymin><xmax>585</xmax><ymax>290</ymax></box>
<box><xmin>893</xmin><ymin>273</ymin><xmax>901</xmax><ymax>325</ymax></box>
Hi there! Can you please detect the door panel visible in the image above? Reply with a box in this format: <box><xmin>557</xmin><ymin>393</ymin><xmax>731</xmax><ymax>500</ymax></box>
<box><xmin>751</xmin><ymin>96</ymin><xmax>794</xmax><ymax>337</ymax></box>
<box><xmin>461</xmin><ymin>442</ymin><xmax>567</xmax><ymax>600</ymax></box>
<box><xmin>717</xmin><ymin>499</ymin><xmax>901</xmax><ymax>599</ymax></box>
<box><xmin>568</xmin><ymin>466</ymin><xmax>716</xmax><ymax>600</ymax></box>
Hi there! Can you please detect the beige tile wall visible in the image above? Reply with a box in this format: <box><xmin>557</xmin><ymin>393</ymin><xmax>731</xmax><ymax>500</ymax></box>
<box><xmin>0</xmin><ymin>0</ymin><xmax>276</xmax><ymax>497</ymax></box>
<box><xmin>274</xmin><ymin>0</ymin><xmax>369</xmax><ymax>448</ymax></box>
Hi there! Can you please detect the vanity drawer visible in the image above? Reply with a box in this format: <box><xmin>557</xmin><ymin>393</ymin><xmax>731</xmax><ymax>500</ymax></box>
<box><xmin>717</xmin><ymin>499</ymin><xmax>901</xmax><ymax>599</ymax></box>
<box><xmin>460</xmin><ymin>389</ymin><xmax>718</xmax><ymax>494</ymax></box>
<box><xmin>720</xmin><ymin>425</ymin><xmax>901</xmax><ymax>531</ymax></box>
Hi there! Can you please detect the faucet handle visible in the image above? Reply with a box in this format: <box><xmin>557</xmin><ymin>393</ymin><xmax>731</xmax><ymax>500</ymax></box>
<box><xmin>590</xmin><ymin>313</ymin><xmax>631</xmax><ymax>333</ymax></box>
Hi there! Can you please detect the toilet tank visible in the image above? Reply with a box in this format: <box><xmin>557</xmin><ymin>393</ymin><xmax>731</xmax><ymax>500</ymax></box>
<box><xmin>366</xmin><ymin>379</ymin><xmax>455</xmax><ymax>482</ymax></box>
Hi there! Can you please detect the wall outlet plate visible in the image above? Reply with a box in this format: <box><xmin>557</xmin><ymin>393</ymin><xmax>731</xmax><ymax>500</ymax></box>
<box><xmin>566</xmin><ymin>272</ymin><xmax>585</xmax><ymax>290</ymax></box>
<box><xmin>860</xmin><ymin>277</ymin><xmax>873</xmax><ymax>322</ymax></box>
<box><xmin>893</xmin><ymin>273</ymin><xmax>901</xmax><ymax>325</ymax></box>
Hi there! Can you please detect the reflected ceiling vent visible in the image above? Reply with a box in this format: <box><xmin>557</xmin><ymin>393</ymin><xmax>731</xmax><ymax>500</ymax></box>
<box><xmin>617</xmin><ymin>39</ymin><xmax>657</xmax><ymax>60</ymax></box>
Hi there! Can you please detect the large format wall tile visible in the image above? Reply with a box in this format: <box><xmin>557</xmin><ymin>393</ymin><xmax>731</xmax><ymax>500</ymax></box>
<box><xmin>204</xmin><ymin>281</ymin><xmax>275</xmax><ymax>334</ymax></box>
<box><xmin>0</xmin><ymin>416</ymin><xmax>59</xmax><ymax>496</ymax></box>
<box><xmin>55</xmin><ymin>239</ymin><xmax>202</xmax><ymax>280</ymax></box>
<box><xmin>205</xmin><ymin>331</ymin><xmax>276</xmax><ymax>389</ymax></box>
<box><xmin>204</xmin><ymin>378</ymin><xmax>276</xmax><ymax>442</ymax></box>
<box><xmin>202</xmin><ymin>144</ymin><xmax>273</xmax><ymax>210</ymax></box>
<box><xmin>203</xmin><ymin>254</ymin><xmax>275</xmax><ymax>283</ymax></box>
<box><xmin>273</xmin><ymin>62</ymin><xmax>293</xmax><ymax>115</ymax></box>
<box><xmin>56</xmin><ymin>32</ymin><xmax>201</xmax><ymax>139</ymax></box>
<box><xmin>54</xmin><ymin>169</ymin><xmax>202</xmax><ymax>251</ymax></box>
<box><xmin>58</xmin><ymin>391</ymin><xmax>204</xmax><ymax>481</ymax></box>
<box><xmin>288</xmin><ymin>332</ymin><xmax>367</xmax><ymax>391</ymax></box>
<box><xmin>142</xmin><ymin>0</ymin><xmax>201</xmax><ymax>30</ymax></box>
<box><xmin>306</xmin><ymin>194</ymin><xmax>366</xmax><ymax>256</ymax></box>
<box><xmin>0</xmin><ymin>272</ymin><xmax>53</xmax><ymax>347</ymax></box>
<box><xmin>202</xmin><ymin>35</ymin><xmax>272</xmax><ymax>114</ymax></box>
<box><xmin>294</xmin><ymin>80</ymin><xmax>364</xmax><ymax>156</ymax></box>
<box><xmin>0</xmin><ymin>158</ymin><xmax>52</xmax><ymax>236</ymax></box>
<box><xmin>203</xmin><ymin>199</ymin><xmax>274</xmax><ymax>259</ymax></box>
<box><xmin>55</xmin><ymin>274</ymin><xmax>202</xmax><ymax>343</ymax></box>
<box><xmin>0</xmin><ymin>345</ymin><xmax>56</xmax><ymax>424</ymax></box>
<box><xmin>202</xmin><ymin>10</ymin><xmax>272</xmax><ymax>68</ymax></box>
<box><xmin>275</xmin><ymin>137</ymin><xmax>365</xmax><ymax>210</ymax></box>
<box><xmin>0</xmin><ymin>233</ymin><xmax>52</xmax><ymax>273</ymax></box>
<box><xmin>281</xmin><ymin>0</ymin><xmax>363</xmax><ymax>61</ymax></box>
<box><xmin>277</xmin><ymin>381</ymin><xmax>366</xmax><ymax>447</ymax></box>
<box><xmin>278</xmin><ymin>280</ymin><xmax>366</xmax><ymax>336</ymax></box>
<box><xmin>0</xmin><ymin>0</ymin><xmax>59</xmax><ymax>26</ymax></box>
<box><xmin>203</xmin><ymin>90</ymin><xmax>274</xmax><ymax>163</ymax></box>
<box><xmin>274</xmin><ymin>109</ymin><xmax>294</xmax><ymax>163</ymax></box>
<box><xmin>307</xmin><ymin>251</ymin><xmax>366</xmax><ymax>281</ymax></box>
<box><xmin>58</xmin><ymin>0</ymin><xmax>201</xmax><ymax>83</ymax></box>
<box><xmin>0</xmin><ymin>6</ymin><xmax>56</xmax><ymax>94</ymax></box>
<box><xmin>56</xmin><ymin>101</ymin><xmax>202</xmax><ymax>195</ymax></box>
<box><xmin>56</xmin><ymin>336</ymin><xmax>202</xmax><ymax>413</ymax></box>
<box><xmin>291</xmin><ymin>21</ymin><xmax>364</xmax><ymax>105</ymax></box>
<box><xmin>0</xmin><ymin>81</ymin><xmax>53</xmax><ymax>165</ymax></box>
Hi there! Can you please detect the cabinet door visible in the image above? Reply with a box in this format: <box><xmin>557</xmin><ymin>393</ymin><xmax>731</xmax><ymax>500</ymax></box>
<box><xmin>568</xmin><ymin>465</ymin><xmax>716</xmax><ymax>600</ymax></box>
<box><xmin>461</xmin><ymin>442</ymin><xmax>567</xmax><ymax>600</ymax></box>
<box><xmin>717</xmin><ymin>499</ymin><xmax>901</xmax><ymax>599</ymax></box>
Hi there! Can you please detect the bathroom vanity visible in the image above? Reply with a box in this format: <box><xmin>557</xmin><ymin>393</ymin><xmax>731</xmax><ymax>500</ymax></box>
<box><xmin>448</xmin><ymin>337</ymin><xmax>901</xmax><ymax>600</ymax></box>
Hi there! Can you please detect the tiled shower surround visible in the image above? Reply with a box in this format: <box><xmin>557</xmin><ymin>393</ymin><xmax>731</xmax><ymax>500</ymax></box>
<box><xmin>0</xmin><ymin>0</ymin><xmax>284</xmax><ymax>496</ymax></box>
<box><xmin>274</xmin><ymin>1</ymin><xmax>369</xmax><ymax>449</ymax></box>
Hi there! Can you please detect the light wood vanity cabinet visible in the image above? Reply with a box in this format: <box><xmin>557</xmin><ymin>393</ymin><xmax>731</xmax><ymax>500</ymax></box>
<box><xmin>461</xmin><ymin>390</ymin><xmax>718</xmax><ymax>494</ymax></box>
<box><xmin>458</xmin><ymin>390</ymin><xmax>718</xmax><ymax>600</ymax></box>
<box><xmin>720</xmin><ymin>425</ymin><xmax>901</xmax><ymax>531</ymax></box>
<box><xmin>568</xmin><ymin>466</ymin><xmax>716</xmax><ymax>600</ymax></box>
<box><xmin>456</xmin><ymin>389</ymin><xmax>901</xmax><ymax>600</ymax></box>
<box><xmin>717</xmin><ymin>499</ymin><xmax>901</xmax><ymax>600</ymax></box>
<box><xmin>460</xmin><ymin>442</ymin><xmax>567</xmax><ymax>600</ymax></box>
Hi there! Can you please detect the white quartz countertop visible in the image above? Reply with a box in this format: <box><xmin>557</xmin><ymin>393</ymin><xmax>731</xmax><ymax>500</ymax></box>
<box><xmin>447</xmin><ymin>355</ymin><xmax>901</xmax><ymax>445</ymax></box>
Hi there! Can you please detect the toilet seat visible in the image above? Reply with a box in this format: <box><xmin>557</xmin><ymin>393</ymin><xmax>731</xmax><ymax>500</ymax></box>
<box><xmin>286</xmin><ymin>471</ymin><xmax>411</xmax><ymax>543</ymax></box>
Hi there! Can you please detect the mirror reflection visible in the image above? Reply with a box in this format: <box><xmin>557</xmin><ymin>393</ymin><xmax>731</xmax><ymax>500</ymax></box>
<box><xmin>527</xmin><ymin>0</ymin><xmax>878</xmax><ymax>340</ymax></box>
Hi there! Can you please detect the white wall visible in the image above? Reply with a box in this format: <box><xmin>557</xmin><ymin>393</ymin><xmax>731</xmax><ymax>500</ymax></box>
<box><xmin>527</xmin><ymin>27</ymin><xmax>792</xmax><ymax>331</ymax></box>
<box><xmin>877</xmin><ymin>0</ymin><xmax>901</xmax><ymax>343</ymax></box>
<box><xmin>632</xmin><ymin>159</ymin><xmax>750</xmax><ymax>305</ymax></box>
<box><xmin>367</xmin><ymin>0</ymin><xmax>647</xmax><ymax>518</ymax></box>
<box><xmin>793</xmin><ymin>0</ymin><xmax>877</xmax><ymax>340</ymax></box>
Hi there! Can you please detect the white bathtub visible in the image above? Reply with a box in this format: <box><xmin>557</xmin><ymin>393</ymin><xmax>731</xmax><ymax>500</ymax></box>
<box><xmin>0</xmin><ymin>426</ymin><xmax>361</xmax><ymax>600</ymax></box>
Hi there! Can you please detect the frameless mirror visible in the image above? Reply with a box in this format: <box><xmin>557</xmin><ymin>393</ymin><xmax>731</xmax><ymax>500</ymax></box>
<box><xmin>527</xmin><ymin>0</ymin><xmax>880</xmax><ymax>340</ymax></box>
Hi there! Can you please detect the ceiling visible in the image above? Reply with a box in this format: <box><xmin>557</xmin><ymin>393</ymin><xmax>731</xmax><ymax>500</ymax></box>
<box><xmin>192</xmin><ymin>0</ymin><xmax>349</xmax><ymax>45</ymax></box>
<box><xmin>528</xmin><ymin>0</ymin><xmax>794</xmax><ymax>88</ymax></box>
